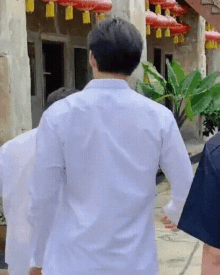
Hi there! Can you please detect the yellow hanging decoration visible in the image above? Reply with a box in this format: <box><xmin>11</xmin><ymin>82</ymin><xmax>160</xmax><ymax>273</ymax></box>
<box><xmin>26</xmin><ymin>0</ymin><xmax>34</xmax><ymax>13</ymax></box>
<box><xmin>205</xmin><ymin>41</ymin><xmax>209</xmax><ymax>49</ymax></box>
<box><xmin>46</xmin><ymin>1</ymin><xmax>55</xmax><ymax>18</ymax></box>
<box><xmin>65</xmin><ymin>5</ymin><xmax>73</xmax><ymax>20</ymax></box>
<box><xmin>165</xmin><ymin>9</ymin><xmax>170</xmax><ymax>16</ymax></box>
<box><xmin>165</xmin><ymin>28</ymin><xmax>170</xmax><ymax>37</ymax></box>
<box><xmin>146</xmin><ymin>25</ymin><xmax>151</xmax><ymax>35</ymax></box>
<box><xmin>156</xmin><ymin>28</ymin><xmax>162</xmax><ymax>38</ymax></box>
<box><xmin>83</xmin><ymin>10</ymin><xmax>91</xmax><ymax>24</ymax></box>
<box><xmin>146</xmin><ymin>1</ymin><xmax>150</xmax><ymax>10</ymax></box>
<box><xmin>207</xmin><ymin>41</ymin><xmax>212</xmax><ymax>49</ymax></box>
<box><xmin>155</xmin><ymin>4</ymin><xmax>161</xmax><ymax>15</ymax></box>
<box><xmin>179</xmin><ymin>34</ymin><xmax>185</xmax><ymax>43</ymax></box>
<box><xmin>211</xmin><ymin>41</ymin><xmax>215</xmax><ymax>49</ymax></box>
<box><xmin>214</xmin><ymin>41</ymin><xmax>218</xmax><ymax>49</ymax></box>
<box><xmin>210</xmin><ymin>25</ymin><xmax>214</xmax><ymax>31</ymax></box>
<box><xmin>174</xmin><ymin>36</ymin><xmax>179</xmax><ymax>44</ymax></box>
<box><xmin>206</xmin><ymin>23</ymin><xmax>210</xmax><ymax>31</ymax></box>
<box><xmin>98</xmin><ymin>13</ymin><xmax>106</xmax><ymax>21</ymax></box>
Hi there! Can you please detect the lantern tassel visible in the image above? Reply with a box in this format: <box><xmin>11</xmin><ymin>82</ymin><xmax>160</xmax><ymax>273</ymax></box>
<box><xmin>46</xmin><ymin>1</ymin><xmax>55</xmax><ymax>18</ymax></box>
<box><xmin>156</xmin><ymin>28</ymin><xmax>162</xmax><ymax>38</ymax></box>
<box><xmin>207</xmin><ymin>41</ymin><xmax>211</xmax><ymax>49</ymax></box>
<box><xmin>211</xmin><ymin>41</ymin><xmax>215</xmax><ymax>49</ymax></box>
<box><xmin>98</xmin><ymin>13</ymin><xmax>106</xmax><ymax>21</ymax></box>
<box><xmin>165</xmin><ymin>9</ymin><xmax>170</xmax><ymax>16</ymax></box>
<box><xmin>174</xmin><ymin>36</ymin><xmax>179</xmax><ymax>44</ymax></box>
<box><xmin>155</xmin><ymin>4</ymin><xmax>161</xmax><ymax>15</ymax></box>
<box><xmin>146</xmin><ymin>1</ymin><xmax>150</xmax><ymax>10</ymax></box>
<box><xmin>165</xmin><ymin>28</ymin><xmax>170</xmax><ymax>37</ymax></box>
<box><xmin>146</xmin><ymin>25</ymin><xmax>151</xmax><ymax>35</ymax></box>
<box><xmin>26</xmin><ymin>0</ymin><xmax>34</xmax><ymax>13</ymax></box>
<box><xmin>65</xmin><ymin>5</ymin><xmax>73</xmax><ymax>20</ymax></box>
<box><xmin>205</xmin><ymin>41</ymin><xmax>209</xmax><ymax>49</ymax></box>
<box><xmin>83</xmin><ymin>10</ymin><xmax>91</xmax><ymax>24</ymax></box>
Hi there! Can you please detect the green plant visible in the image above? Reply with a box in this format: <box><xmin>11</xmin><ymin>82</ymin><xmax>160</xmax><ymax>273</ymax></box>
<box><xmin>202</xmin><ymin>109</ymin><xmax>220</xmax><ymax>136</ymax></box>
<box><xmin>137</xmin><ymin>60</ymin><xmax>220</xmax><ymax>129</ymax></box>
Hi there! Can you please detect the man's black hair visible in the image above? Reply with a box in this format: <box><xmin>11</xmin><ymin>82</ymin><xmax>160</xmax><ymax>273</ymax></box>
<box><xmin>45</xmin><ymin>87</ymin><xmax>79</xmax><ymax>110</ymax></box>
<box><xmin>88</xmin><ymin>18</ymin><xmax>143</xmax><ymax>76</ymax></box>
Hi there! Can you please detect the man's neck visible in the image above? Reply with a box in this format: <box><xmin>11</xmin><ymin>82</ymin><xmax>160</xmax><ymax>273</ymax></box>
<box><xmin>94</xmin><ymin>71</ymin><xmax>128</xmax><ymax>80</ymax></box>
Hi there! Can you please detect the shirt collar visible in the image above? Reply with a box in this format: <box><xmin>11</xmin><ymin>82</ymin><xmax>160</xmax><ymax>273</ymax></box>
<box><xmin>84</xmin><ymin>79</ymin><xmax>130</xmax><ymax>91</ymax></box>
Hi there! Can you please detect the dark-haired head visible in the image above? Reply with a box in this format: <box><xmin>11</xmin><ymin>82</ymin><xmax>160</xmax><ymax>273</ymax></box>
<box><xmin>88</xmin><ymin>18</ymin><xmax>143</xmax><ymax>77</ymax></box>
<box><xmin>44</xmin><ymin>87</ymin><xmax>79</xmax><ymax>110</ymax></box>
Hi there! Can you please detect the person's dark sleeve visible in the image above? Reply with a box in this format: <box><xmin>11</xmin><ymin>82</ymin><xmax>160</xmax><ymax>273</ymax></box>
<box><xmin>178</xmin><ymin>144</ymin><xmax>220</xmax><ymax>249</ymax></box>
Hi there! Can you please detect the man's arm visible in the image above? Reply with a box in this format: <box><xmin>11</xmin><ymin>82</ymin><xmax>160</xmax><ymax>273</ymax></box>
<box><xmin>202</xmin><ymin>243</ymin><xmax>220</xmax><ymax>275</ymax></box>
<box><xmin>29</xmin><ymin>111</ymin><xmax>64</xmax><ymax>268</ymax></box>
<box><xmin>159</xmin><ymin>111</ymin><xmax>194</xmax><ymax>225</ymax></box>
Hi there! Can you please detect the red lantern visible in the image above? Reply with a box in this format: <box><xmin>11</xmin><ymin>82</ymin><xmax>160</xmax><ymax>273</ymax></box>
<box><xmin>161</xmin><ymin>0</ymin><xmax>176</xmax><ymax>15</ymax></box>
<box><xmin>152</xmin><ymin>14</ymin><xmax>170</xmax><ymax>38</ymax></box>
<box><xmin>58</xmin><ymin>0</ymin><xmax>80</xmax><ymax>20</ymax></box>
<box><xmin>205</xmin><ymin>31</ymin><xmax>220</xmax><ymax>49</ymax></box>
<box><xmin>42</xmin><ymin>0</ymin><xmax>58</xmax><ymax>17</ymax></box>
<box><xmin>149</xmin><ymin>0</ymin><xmax>167</xmax><ymax>14</ymax></box>
<box><xmin>74</xmin><ymin>0</ymin><xmax>99</xmax><ymax>23</ymax></box>
<box><xmin>164</xmin><ymin>15</ymin><xmax>177</xmax><ymax>37</ymax></box>
<box><xmin>145</xmin><ymin>10</ymin><xmax>158</xmax><ymax>35</ymax></box>
<box><xmin>170</xmin><ymin>23</ymin><xmax>190</xmax><ymax>43</ymax></box>
<box><xmin>92</xmin><ymin>0</ymin><xmax>113</xmax><ymax>21</ymax></box>
<box><xmin>170</xmin><ymin>4</ymin><xmax>189</xmax><ymax>17</ymax></box>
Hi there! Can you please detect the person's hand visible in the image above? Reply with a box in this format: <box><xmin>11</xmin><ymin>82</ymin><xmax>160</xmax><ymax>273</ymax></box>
<box><xmin>162</xmin><ymin>215</ymin><xmax>179</xmax><ymax>231</ymax></box>
<box><xmin>29</xmin><ymin>267</ymin><xmax>42</xmax><ymax>275</ymax></box>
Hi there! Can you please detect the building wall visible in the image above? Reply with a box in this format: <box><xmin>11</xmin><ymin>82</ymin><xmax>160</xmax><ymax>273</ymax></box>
<box><xmin>146</xmin><ymin>9</ymin><xmax>206</xmax><ymax>143</ymax></box>
<box><xmin>26</xmin><ymin>1</ymin><xmax>93</xmax><ymax>127</ymax></box>
<box><xmin>147</xmin><ymin>31</ymin><xmax>174</xmax><ymax>78</ymax></box>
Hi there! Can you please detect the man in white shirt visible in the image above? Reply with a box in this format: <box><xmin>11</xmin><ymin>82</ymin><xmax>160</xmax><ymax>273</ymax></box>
<box><xmin>29</xmin><ymin>18</ymin><xmax>193</xmax><ymax>275</ymax></box>
<box><xmin>0</xmin><ymin>88</ymin><xmax>77</xmax><ymax>275</ymax></box>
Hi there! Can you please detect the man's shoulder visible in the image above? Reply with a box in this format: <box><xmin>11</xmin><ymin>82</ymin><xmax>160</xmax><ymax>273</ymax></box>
<box><xmin>205</xmin><ymin>132</ymin><xmax>220</xmax><ymax>170</ymax></box>
<box><xmin>206</xmin><ymin>132</ymin><xmax>220</xmax><ymax>153</ymax></box>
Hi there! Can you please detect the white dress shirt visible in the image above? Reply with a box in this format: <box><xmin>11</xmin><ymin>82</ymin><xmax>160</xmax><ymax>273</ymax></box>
<box><xmin>0</xmin><ymin>129</ymin><xmax>37</xmax><ymax>275</ymax></box>
<box><xmin>30</xmin><ymin>79</ymin><xmax>194</xmax><ymax>275</ymax></box>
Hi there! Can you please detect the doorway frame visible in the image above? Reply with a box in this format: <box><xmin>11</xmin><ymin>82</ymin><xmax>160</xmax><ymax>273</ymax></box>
<box><xmin>40</xmin><ymin>34</ymin><xmax>69</xmax><ymax>109</ymax></box>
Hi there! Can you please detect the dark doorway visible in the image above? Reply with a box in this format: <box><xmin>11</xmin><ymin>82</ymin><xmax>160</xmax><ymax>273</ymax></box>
<box><xmin>28</xmin><ymin>42</ymin><xmax>36</xmax><ymax>96</ymax></box>
<box><xmin>154</xmin><ymin>48</ymin><xmax>162</xmax><ymax>74</ymax></box>
<box><xmin>74</xmin><ymin>48</ymin><xmax>88</xmax><ymax>90</ymax></box>
<box><xmin>42</xmin><ymin>41</ymin><xmax>64</xmax><ymax>103</ymax></box>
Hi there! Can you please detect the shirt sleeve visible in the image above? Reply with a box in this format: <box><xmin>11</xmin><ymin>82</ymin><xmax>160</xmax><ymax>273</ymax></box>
<box><xmin>28</xmin><ymin>112</ymin><xmax>65</xmax><ymax>267</ymax></box>
<box><xmin>159</xmin><ymin>112</ymin><xmax>194</xmax><ymax>225</ymax></box>
<box><xmin>178</xmin><ymin>144</ymin><xmax>220</xmax><ymax>249</ymax></box>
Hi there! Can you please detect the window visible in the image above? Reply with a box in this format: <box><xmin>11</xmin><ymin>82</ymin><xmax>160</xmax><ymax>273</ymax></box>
<box><xmin>154</xmin><ymin>48</ymin><xmax>162</xmax><ymax>74</ymax></box>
